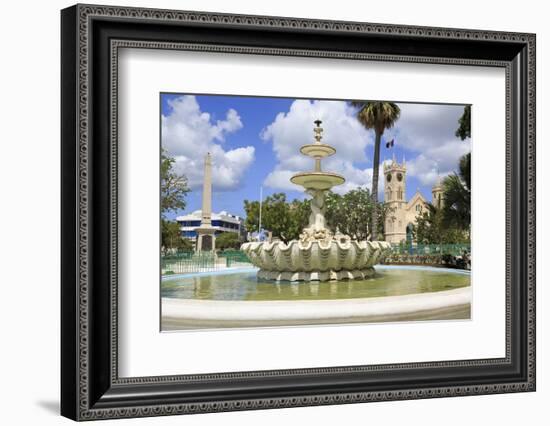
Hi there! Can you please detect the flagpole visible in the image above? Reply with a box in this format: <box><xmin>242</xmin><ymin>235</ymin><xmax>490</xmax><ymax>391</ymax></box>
<box><xmin>258</xmin><ymin>186</ymin><xmax>263</xmax><ymax>235</ymax></box>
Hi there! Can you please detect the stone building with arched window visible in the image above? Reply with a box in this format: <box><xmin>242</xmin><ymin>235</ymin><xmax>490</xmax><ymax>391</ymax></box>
<box><xmin>383</xmin><ymin>158</ymin><xmax>445</xmax><ymax>244</ymax></box>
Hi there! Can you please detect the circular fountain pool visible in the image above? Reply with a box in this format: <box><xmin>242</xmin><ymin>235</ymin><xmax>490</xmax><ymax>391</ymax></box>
<box><xmin>162</xmin><ymin>266</ymin><xmax>470</xmax><ymax>301</ymax></box>
<box><xmin>161</xmin><ymin>266</ymin><xmax>471</xmax><ymax>330</ymax></box>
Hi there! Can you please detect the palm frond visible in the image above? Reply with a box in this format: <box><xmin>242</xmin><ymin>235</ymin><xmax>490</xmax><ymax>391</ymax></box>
<box><xmin>459</xmin><ymin>152</ymin><xmax>471</xmax><ymax>191</ymax></box>
<box><xmin>353</xmin><ymin>101</ymin><xmax>401</xmax><ymax>131</ymax></box>
<box><xmin>442</xmin><ymin>173</ymin><xmax>470</xmax><ymax>230</ymax></box>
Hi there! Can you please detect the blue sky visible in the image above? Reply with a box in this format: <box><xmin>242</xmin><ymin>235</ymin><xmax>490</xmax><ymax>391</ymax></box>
<box><xmin>161</xmin><ymin>94</ymin><xmax>470</xmax><ymax>220</ymax></box>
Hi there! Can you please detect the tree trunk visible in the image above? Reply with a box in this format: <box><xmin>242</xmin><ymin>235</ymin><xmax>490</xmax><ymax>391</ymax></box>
<box><xmin>371</xmin><ymin>130</ymin><xmax>382</xmax><ymax>240</ymax></box>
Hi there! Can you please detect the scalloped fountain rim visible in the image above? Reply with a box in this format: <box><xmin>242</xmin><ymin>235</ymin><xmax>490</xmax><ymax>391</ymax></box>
<box><xmin>241</xmin><ymin>239</ymin><xmax>392</xmax><ymax>281</ymax></box>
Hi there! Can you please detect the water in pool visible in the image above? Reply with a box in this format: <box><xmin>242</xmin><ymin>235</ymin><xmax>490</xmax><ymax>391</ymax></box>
<box><xmin>161</xmin><ymin>267</ymin><xmax>470</xmax><ymax>301</ymax></box>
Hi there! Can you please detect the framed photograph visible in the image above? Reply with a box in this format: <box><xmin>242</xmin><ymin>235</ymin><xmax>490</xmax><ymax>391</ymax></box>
<box><xmin>61</xmin><ymin>4</ymin><xmax>536</xmax><ymax>421</ymax></box>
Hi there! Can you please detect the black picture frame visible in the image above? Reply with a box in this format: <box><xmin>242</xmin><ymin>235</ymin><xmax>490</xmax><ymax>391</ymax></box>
<box><xmin>61</xmin><ymin>4</ymin><xmax>536</xmax><ymax>421</ymax></box>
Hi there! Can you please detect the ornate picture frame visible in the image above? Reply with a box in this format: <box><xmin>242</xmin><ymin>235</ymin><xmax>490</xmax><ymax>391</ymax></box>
<box><xmin>61</xmin><ymin>4</ymin><xmax>535</xmax><ymax>420</ymax></box>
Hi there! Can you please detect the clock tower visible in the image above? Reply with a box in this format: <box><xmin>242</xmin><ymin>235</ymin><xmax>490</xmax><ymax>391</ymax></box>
<box><xmin>383</xmin><ymin>157</ymin><xmax>407</xmax><ymax>243</ymax></box>
<box><xmin>381</xmin><ymin>157</ymin><xmax>447</xmax><ymax>244</ymax></box>
<box><xmin>432</xmin><ymin>176</ymin><xmax>444</xmax><ymax>209</ymax></box>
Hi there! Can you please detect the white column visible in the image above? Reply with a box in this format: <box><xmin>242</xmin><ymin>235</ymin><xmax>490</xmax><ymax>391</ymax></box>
<box><xmin>201</xmin><ymin>153</ymin><xmax>212</xmax><ymax>227</ymax></box>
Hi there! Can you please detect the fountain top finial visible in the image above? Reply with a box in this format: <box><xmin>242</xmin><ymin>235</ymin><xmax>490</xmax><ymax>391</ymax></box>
<box><xmin>313</xmin><ymin>119</ymin><xmax>323</xmax><ymax>144</ymax></box>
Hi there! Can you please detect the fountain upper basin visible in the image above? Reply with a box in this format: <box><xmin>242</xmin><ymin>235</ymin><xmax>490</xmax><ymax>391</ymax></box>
<box><xmin>299</xmin><ymin>143</ymin><xmax>336</xmax><ymax>158</ymax></box>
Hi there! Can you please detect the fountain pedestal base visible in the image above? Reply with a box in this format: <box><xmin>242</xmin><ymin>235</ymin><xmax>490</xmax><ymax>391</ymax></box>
<box><xmin>257</xmin><ymin>268</ymin><xmax>375</xmax><ymax>282</ymax></box>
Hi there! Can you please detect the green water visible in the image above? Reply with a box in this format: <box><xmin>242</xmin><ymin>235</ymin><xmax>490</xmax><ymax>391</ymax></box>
<box><xmin>161</xmin><ymin>267</ymin><xmax>470</xmax><ymax>301</ymax></box>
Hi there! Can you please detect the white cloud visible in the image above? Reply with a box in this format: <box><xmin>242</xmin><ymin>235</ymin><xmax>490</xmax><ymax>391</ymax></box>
<box><xmin>384</xmin><ymin>103</ymin><xmax>467</xmax><ymax>152</ymax></box>
<box><xmin>263</xmin><ymin>170</ymin><xmax>299</xmax><ymax>192</ymax></box>
<box><xmin>260</xmin><ymin>99</ymin><xmax>376</xmax><ymax>193</ymax></box>
<box><xmin>161</xmin><ymin>95</ymin><xmax>254</xmax><ymax>191</ymax></box>
<box><xmin>381</xmin><ymin>103</ymin><xmax>471</xmax><ymax>186</ymax></box>
<box><xmin>406</xmin><ymin>140</ymin><xmax>471</xmax><ymax>185</ymax></box>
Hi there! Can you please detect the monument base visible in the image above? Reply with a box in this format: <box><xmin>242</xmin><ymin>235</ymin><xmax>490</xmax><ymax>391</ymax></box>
<box><xmin>257</xmin><ymin>267</ymin><xmax>375</xmax><ymax>282</ymax></box>
<box><xmin>196</xmin><ymin>227</ymin><xmax>216</xmax><ymax>252</ymax></box>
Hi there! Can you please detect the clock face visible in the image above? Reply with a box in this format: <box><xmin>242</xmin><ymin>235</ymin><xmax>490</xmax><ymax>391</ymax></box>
<box><xmin>386</xmin><ymin>173</ymin><xmax>392</xmax><ymax>182</ymax></box>
<box><xmin>397</xmin><ymin>173</ymin><xmax>403</xmax><ymax>182</ymax></box>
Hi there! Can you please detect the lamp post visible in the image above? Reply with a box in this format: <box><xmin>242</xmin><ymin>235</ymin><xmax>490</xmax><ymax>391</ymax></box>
<box><xmin>258</xmin><ymin>186</ymin><xmax>263</xmax><ymax>237</ymax></box>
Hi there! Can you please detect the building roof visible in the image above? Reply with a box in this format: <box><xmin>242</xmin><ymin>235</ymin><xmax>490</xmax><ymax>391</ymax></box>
<box><xmin>176</xmin><ymin>210</ymin><xmax>243</xmax><ymax>224</ymax></box>
<box><xmin>406</xmin><ymin>191</ymin><xmax>428</xmax><ymax>211</ymax></box>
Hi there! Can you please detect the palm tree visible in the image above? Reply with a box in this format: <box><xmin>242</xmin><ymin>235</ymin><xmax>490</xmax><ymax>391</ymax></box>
<box><xmin>442</xmin><ymin>152</ymin><xmax>471</xmax><ymax>233</ymax></box>
<box><xmin>352</xmin><ymin>101</ymin><xmax>401</xmax><ymax>239</ymax></box>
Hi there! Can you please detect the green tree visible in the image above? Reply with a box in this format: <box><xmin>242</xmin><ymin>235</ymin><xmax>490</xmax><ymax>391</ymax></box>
<box><xmin>216</xmin><ymin>232</ymin><xmax>241</xmax><ymax>250</ymax></box>
<box><xmin>455</xmin><ymin>105</ymin><xmax>471</xmax><ymax>140</ymax></box>
<box><xmin>243</xmin><ymin>194</ymin><xmax>292</xmax><ymax>241</ymax></box>
<box><xmin>325</xmin><ymin>187</ymin><xmax>391</xmax><ymax>240</ymax></box>
<box><xmin>243</xmin><ymin>199</ymin><xmax>261</xmax><ymax>234</ymax></box>
<box><xmin>262</xmin><ymin>193</ymin><xmax>293</xmax><ymax>242</ymax></box>
<box><xmin>179</xmin><ymin>237</ymin><xmax>194</xmax><ymax>251</ymax></box>
<box><xmin>352</xmin><ymin>101</ymin><xmax>401</xmax><ymax>239</ymax></box>
<box><xmin>414</xmin><ymin>204</ymin><xmax>442</xmax><ymax>244</ymax></box>
<box><xmin>244</xmin><ymin>188</ymin><xmax>391</xmax><ymax>243</ymax></box>
<box><xmin>243</xmin><ymin>194</ymin><xmax>309</xmax><ymax>243</ymax></box>
<box><xmin>459</xmin><ymin>151</ymin><xmax>471</xmax><ymax>190</ymax></box>
<box><xmin>161</xmin><ymin>219</ymin><xmax>192</xmax><ymax>254</ymax></box>
<box><xmin>413</xmin><ymin>203</ymin><xmax>470</xmax><ymax>245</ymax></box>
<box><xmin>442</xmin><ymin>152</ymin><xmax>471</xmax><ymax>233</ymax></box>
<box><xmin>161</xmin><ymin>149</ymin><xmax>190</xmax><ymax>219</ymax></box>
<box><xmin>287</xmin><ymin>198</ymin><xmax>311</xmax><ymax>241</ymax></box>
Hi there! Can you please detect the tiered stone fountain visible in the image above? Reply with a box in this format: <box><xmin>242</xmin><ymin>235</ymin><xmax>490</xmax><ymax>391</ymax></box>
<box><xmin>241</xmin><ymin>120</ymin><xmax>391</xmax><ymax>282</ymax></box>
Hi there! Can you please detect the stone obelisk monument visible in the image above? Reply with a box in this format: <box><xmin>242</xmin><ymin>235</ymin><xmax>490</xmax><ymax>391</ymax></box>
<box><xmin>195</xmin><ymin>153</ymin><xmax>216</xmax><ymax>252</ymax></box>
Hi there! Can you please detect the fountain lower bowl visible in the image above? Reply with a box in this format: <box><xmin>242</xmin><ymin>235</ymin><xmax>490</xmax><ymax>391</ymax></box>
<box><xmin>241</xmin><ymin>239</ymin><xmax>392</xmax><ymax>282</ymax></box>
